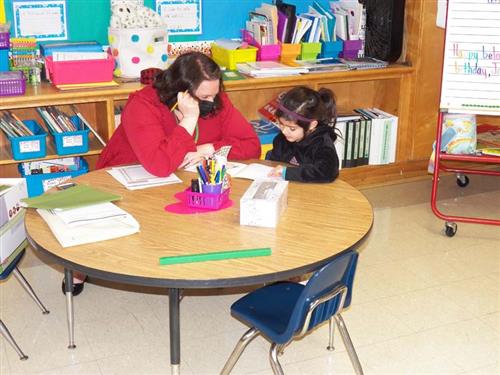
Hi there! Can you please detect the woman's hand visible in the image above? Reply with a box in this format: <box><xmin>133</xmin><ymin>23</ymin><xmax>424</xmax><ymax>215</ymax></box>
<box><xmin>268</xmin><ymin>165</ymin><xmax>284</xmax><ymax>177</ymax></box>
<box><xmin>175</xmin><ymin>91</ymin><xmax>199</xmax><ymax>134</ymax></box>
<box><xmin>179</xmin><ymin>151</ymin><xmax>205</xmax><ymax>169</ymax></box>
<box><xmin>196</xmin><ymin>143</ymin><xmax>215</xmax><ymax>157</ymax></box>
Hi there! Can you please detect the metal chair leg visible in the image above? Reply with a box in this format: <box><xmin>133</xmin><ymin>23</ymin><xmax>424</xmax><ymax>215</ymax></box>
<box><xmin>0</xmin><ymin>320</ymin><xmax>28</xmax><ymax>360</ymax></box>
<box><xmin>12</xmin><ymin>268</ymin><xmax>49</xmax><ymax>314</ymax></box>
<box><xmin>269</xmin><ymin>343</ymin><xmax>285</xmax><ymax>375</ymax></box>
<box><xmin>334</xmin><ymin>314</ymin><xmax>363</xmax><ymax>375</ymax></box>
<box><xmin>327</xmin><ymin>317</ymin><xmax>335</xmax><ymax>351</ymax></box>
<box><xmin>221</xmin><ymin>327</ymin><xmax>260</xmax><ymax>375</ymax></box>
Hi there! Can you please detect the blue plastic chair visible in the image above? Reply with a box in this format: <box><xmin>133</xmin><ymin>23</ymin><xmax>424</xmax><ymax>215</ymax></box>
<box><xmin>221</xmin><ymin>250</ymin><xmax>363</xmax><ymax>375</ymax></box>
<box><xmin>0</xmin><ymin>248</ymin><xmax>50</xmax><ymax>360</ymax></box>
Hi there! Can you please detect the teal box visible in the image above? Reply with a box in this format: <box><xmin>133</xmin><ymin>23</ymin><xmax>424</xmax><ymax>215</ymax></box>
<box><xmin>19</xmin><ymin>158</ymin><xmax>88</xmax><ymax>197</ymax></box>
<box><xmin>320</xmin><ymin>40</ymin><xmax>343</xmax><ymax>58</ymax></box>
<box><xmin>49</xmin><ymin>116</ymin><xmax>90</xmax><ymax>156</ymax></box>
<box><xmin>8</xmin><ymin>120</ymin><xmax>48</xmax><ymax>161</ymax></box>
<box><xmin>0</xmin><ymin>49</ymin><xmax>9</xmax><ymax>72</ymax></box>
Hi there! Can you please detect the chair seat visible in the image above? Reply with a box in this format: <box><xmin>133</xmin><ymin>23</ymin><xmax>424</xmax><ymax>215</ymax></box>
<box><xmin>231</xmin><ymin>282</ymin><xmax>304</xmax><ymax>344</ymax></box>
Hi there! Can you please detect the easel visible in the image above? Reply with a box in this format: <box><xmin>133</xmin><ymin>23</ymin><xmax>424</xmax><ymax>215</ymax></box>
<box><xmin>431</xmin><ymin>0</ymin><xmax>500</xmax><ymax>236</ymax></box>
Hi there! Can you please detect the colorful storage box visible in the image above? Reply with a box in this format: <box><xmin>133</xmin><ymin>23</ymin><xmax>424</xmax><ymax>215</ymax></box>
<box><xmin>39</xmin><ymin>41</ymin><xmax>103</xmax><ymax>57</ymax></box>
<box><xmin>49</xmin><ymin>116</ymin><xmax>90</xmax><ymax>156</ymax></box>
<box><xmin>19</xmin><ymin>158</ymin><xmax>88</xmax><ymax>197</ymax></box>
<box><xmin>257</xmin><ymin>44</ymin><xmax>281</xmax><ymax>61</ymax></box>
<box><xmin>340</xmin><ymin>39</ymin><xmax>363</xmax><ymax>59</ymax></box>
<box><xmin>186</xmin><ymin>187</ymin><xmax>230</xmax><ymax>210</ymax></box>
<box><xmin>300</xmin><ymin>42</ymin><xmax>322</xmax><ymax>60</ymax></box>
<box><xmin>0</xmin><ymin>49</ymin><xmax>9</xmax><ymax>72</ymax></box>
<box><xmin>8</xmin><ymin>120</ymin><xmax>48</xmax><ymax>161</ymax></box>
<box><xmin>44</xmin><ymin>54</ymin><xmax>114</xmax><ymax>85</ymax></box>
<box><xmin>280</xmin><ymin>43</ymin><xmax>301</xmax><ymax>64</ymax></box>
<box><xmin>320</xmin><ymin>40</ymin><xmax>343</xmax><ymax>59</ymax></box>
<box><xmin>0</xmin><ymin>32</ymin><xmax>9</xmax><ymax>49</ymax></box>
<box><xmin>211</xmin><ymin>43</ymin><xmax>257</xmax><ymax>70</ymax></box>
<box><xmin>0</xmin><ymin>71</ymin><xmax>26</xmax><ymax>96</ymax></box>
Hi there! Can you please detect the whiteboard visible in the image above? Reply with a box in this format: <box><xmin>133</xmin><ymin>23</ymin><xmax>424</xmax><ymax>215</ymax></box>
<box><xmin>440</xmin><ymin>0</ymin><xmax>500</xmax><ymax>115</ymax></box>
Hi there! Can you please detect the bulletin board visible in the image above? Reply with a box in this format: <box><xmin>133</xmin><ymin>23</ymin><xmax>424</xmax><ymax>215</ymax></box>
<box><xmin>440</xmin><ymin>0</ymin><xmax>500</xmax><ymax>115</ymax></box>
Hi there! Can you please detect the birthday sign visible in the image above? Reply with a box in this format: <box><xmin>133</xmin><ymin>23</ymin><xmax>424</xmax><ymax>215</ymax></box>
<box><xmin>440</xmin><ymin>0</ymin><xmax>500</xmax><ymax>114</ymax></box>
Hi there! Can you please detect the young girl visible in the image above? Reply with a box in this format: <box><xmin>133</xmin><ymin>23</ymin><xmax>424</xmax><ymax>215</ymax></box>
<box><xmin>267</xmin><ymin>86</ymin><xmax>340</xmax><ymax>182</ymax></box>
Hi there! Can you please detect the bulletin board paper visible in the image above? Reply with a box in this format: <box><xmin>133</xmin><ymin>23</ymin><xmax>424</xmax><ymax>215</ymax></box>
<box><xmin>156</xmin><ymin>0</ymin><xmax>202</xmax><ymax>35</ymax></box>
<box><xmin>12</xmin><ymin>0</ymin><xmax>67</xmax><ymax>40</ymax></box>
<box><xmin>440</xmin><ymin>0</ymin><xmax>500</xmax><ymax>115</ymax></box>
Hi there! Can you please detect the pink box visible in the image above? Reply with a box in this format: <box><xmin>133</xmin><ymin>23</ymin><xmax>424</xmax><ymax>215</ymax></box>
<box><xmin>257</xmin><ymin>44</ymin><xmax>281</xmax><ymax>61</ymax></box>
<box><xmin>44</xmin><ymin>54</ymin><xmax>114</xmax><ymax>85</ymax></box>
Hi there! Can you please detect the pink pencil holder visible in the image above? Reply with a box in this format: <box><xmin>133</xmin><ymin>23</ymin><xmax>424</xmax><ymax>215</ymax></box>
<box><xmin>186</xmin><ymin>187</ymin><xmax>229</xmax><ymax>210</ymax></box>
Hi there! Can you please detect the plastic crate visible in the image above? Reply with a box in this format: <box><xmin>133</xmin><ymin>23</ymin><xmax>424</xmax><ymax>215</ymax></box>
<box><xmin>186</xmin><ymin>188</ymin><xmax>229</xmax><ymax>210</ymax></box>
<box><xmin>48</xmin><ymin>116</ymin><xmax>90</xmax><ymax>156</ymax></box>
<box><xmin>19</xmin><ymin>158</ymin><xmax>88</xmax><ymax>197</ymax></box>
<box><xmin>211</xmin><ymin>43</ymin><xmax>257</xmax><ymax>70</ymax></box>
<box><xmin>8</xmin><ymin>120</ymin><xmax>48</xmax><ymax>161</ymax></box>
<box><xmin>44</xmin><ymin>54</ymin><xmax>114</xmax><ymax>85</ymax></box>
<box><xmin>0</xmin><ymin>71</ymin><xmax>26</xmax><ymax>96</ymax></box>
<box><xmin>0</xmin><ymin>32</ymin><xmax>9</xmax><ymax>49</ymax></box>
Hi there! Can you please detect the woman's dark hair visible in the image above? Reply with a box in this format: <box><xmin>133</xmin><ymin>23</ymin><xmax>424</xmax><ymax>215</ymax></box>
<box><xmin>276</xmin><ymin>86</ymin><xmax>338</xmax><ymax>139</ymax></box>
<box><xmin>153</xmin><ymin>52</ymin><xmax>224</xmax><ymax>114</ymax></box>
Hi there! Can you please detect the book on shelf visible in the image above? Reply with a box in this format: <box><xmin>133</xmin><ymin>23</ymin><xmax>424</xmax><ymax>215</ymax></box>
<box><xmin>289</xmin><ymin>58</ymin><xmax>350</xmax><ymax>73</ymax></box>
<box><xmin>477</xmin><ymin>123</ymin><xmax>500</xmax><ymax>148</ymax></box>
<box><xmin>237</xmin><ymin>61</ymin><xmax>308</xmax><ymax>78</ymax></box>
<box><xmin>339</xmin><ymin>57</ymin><xmax>388</xmax><ymax>70</ymax></box>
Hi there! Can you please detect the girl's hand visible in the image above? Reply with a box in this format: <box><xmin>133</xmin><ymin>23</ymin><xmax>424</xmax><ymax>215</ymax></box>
<box><xmin>179</xmin><ymin>151</ymin><xmax>205</xmax><ymax>169</ymax></box>
<box><xmin>175</xmin><ymin>91</ymin><xmax>199</xmax><ymax>135</ymax></box>
<box><xmin>196</xmin><ymin>143</ymin><xmax>215</xmax><ymax>157</ymax></box>
<box><xmin>268</xmin><ymin>165</ymin><xmax>284</xmax><ymax>177</ymax></box>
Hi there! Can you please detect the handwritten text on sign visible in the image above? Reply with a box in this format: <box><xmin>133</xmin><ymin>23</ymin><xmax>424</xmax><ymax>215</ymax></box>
<box><xmin>440</xmin><ymin>0</ymin><xmax>500</xmax><ymax>114</ymax></box>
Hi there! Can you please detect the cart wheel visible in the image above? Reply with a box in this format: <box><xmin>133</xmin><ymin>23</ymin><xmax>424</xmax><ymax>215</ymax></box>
<box><xmin>456</xmin><ymin>174</ymin><xmax>469</xmax><ymax>187</ymax></box>
<box><xmin>444</xmin><ymin>222</ymin><xmax>457</xmax><ymax>237</ymax></box>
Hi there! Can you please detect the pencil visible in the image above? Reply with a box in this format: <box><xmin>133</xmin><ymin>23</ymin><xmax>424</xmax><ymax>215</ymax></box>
<box><xmin>170</xmin><ymin>90</ymin><xmax>189</xmax><ymax>112</ymax></box>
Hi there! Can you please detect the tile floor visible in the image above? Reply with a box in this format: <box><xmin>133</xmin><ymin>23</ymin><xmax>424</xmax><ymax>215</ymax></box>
<box><xmin>1</xmin><ymin>174</ymin><xmax>499</xmax><ymax>375</ymax></box>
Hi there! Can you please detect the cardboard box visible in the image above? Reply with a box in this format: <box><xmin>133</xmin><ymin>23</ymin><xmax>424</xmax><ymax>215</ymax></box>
<box><xmin>0</xmin><ymin>178</ymin><xmax>28</xmax><ymax>228</ymax></box>
<box><xmin>240</xmin><ymin>179</ymin><xmax>288</xmax><ymax>228</ymax></box>
<box><xmin>0</xmin><ymin>210</ymin><xmax>26</xmax><ymax>265</ymax></box>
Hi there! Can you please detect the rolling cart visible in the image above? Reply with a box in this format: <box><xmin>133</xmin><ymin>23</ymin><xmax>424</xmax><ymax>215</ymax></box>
<box><xmin>431</xmin><ymin>0</ymin><xmax>500</xmax><ymax>237</ymax></box>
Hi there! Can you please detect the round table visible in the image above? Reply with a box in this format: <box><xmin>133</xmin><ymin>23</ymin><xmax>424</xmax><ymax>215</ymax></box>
<box><xmin>25</xmin><ymin>167</ymin><xmax>373</xmax><ymax>374</ymax></box>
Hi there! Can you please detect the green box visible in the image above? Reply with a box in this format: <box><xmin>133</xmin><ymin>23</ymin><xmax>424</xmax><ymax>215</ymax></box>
<box><xmin>300</xmin><ymin>42</ymin><xmax>322</xmax><ymax>61</ymax></box>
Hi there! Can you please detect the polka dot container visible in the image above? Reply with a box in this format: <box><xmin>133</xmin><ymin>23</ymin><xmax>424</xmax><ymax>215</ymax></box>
<box><xmin>108</xmin><ymin>27</ymin><xmax>169</xmax><ymax>79</ymax></box>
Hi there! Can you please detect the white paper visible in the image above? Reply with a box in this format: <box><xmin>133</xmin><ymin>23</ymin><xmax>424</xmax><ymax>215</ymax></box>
<box><xmin>436</xmin><ymin>0</ymin><xmax>447</xmax><ymax>29</ymax></box>
<box><xmin>19</xmin><ymin>140</ymin><xmax>40</xmax><ymax>153</ymax></box>
<box><xmin>13</xmin><ymin>0</ymin><xmax>68</xmax><ymax>40</ymax></box>
<box><xmin>52</xmin><ymin>202</ymin><xmax>128</xmax><ymax>227</ymax></box>
<box><xmin>226</xmin><ymin>163</ymin><xmax>275</xmax><ymax>180</ymax></box>
<box><xmin>108</xmin><ymin>165</ymin><xmax>182</xmax><ymax>190</ymax></box>
<box><xmin>157</xmin><ymin>0</ymin><xmax>202</xmax><ymax>35</ymax></box>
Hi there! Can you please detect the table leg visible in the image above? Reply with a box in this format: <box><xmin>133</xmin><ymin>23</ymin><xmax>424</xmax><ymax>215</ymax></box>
<box><xmin>169</xmin><ymin>288</ymin><xmax>181</xmax><ymax>375</ymax></box>
<box><xmin>64</xmin><ymin>268</ymin><xmax>76</xmax><ymax>349</ymax></box>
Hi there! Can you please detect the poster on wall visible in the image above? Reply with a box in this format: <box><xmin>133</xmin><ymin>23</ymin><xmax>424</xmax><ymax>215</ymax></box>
<box><xmin>12</xmin><ymin>0</ymin><xmax>67</xmax><ymax>40</ymax></box>
<box><xmin>156</xmin><ymin>0</ymin><xmax>202</xmax><ymax>35</ymax></box>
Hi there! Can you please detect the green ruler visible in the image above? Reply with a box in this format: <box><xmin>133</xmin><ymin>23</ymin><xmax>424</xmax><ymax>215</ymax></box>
<box><xmin>159</xmin><ymin>247</ymin><xmax>272</xmax><ymax>265</ymax></box>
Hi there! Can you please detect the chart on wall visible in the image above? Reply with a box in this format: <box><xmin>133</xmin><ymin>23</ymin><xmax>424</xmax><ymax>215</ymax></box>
<box><xmin>12</xmin><ymin>0</ymin><xmax>67</xmax><ymax>40</ymax></box>
<box><xmin>440</xmin><ymin>0</ymin><xmax>500</xmax><ymax>115</ymax></box>
<box><xmin>156</xmin><ymin>0</ymin><xmax>201</xmax><ymax>35</ymax></box>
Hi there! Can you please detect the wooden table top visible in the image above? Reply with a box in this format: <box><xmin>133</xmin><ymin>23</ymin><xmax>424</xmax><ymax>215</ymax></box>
<box><xmin>25</xmin><ymin>168</ymin><xmax>373</xmax><ymax>288</ymax></box>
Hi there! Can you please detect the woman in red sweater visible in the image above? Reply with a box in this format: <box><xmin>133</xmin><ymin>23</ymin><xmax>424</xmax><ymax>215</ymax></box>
<box><xmin>96</xmin><ymin>51</ymin><xmax>261</xmax><ymax>175</ymax></box>
<box><xmin>65</xmin><ymin>52</ymin><xmax>261</xmax><ymax>296</ymax></box>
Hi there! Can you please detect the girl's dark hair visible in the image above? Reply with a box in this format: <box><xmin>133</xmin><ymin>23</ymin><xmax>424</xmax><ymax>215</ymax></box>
<box><xmin>276</xmin><ymin>86</ymin><xmax>338</xmax><ymax>139</ymax></box>
<box><xmin>153</xmin><ymin>52</ymin><xmax>224</xmax><ymax>114</ymax></box>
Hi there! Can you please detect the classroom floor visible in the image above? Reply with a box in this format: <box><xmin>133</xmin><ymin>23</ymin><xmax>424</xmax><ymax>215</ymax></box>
<box><xmin>1</xmin><ymin>174</ymin><xmax>499</xmax><ymax>375</ymax></box>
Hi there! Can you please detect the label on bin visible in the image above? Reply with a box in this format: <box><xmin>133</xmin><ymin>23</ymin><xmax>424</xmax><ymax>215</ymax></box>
<box><xmin>62</xmin><ymin>135</ymin><xmax>83</xmax><ymax>147</ymax></box>
<box><xmin>42</xmin><ymin>176</ymin><xmax>72</xmax><ymax>193</ymax></box>
<box><xmin>19</xmin><ymin>140</ymin><xmax>41</xmax><ymax>153</ymax></box>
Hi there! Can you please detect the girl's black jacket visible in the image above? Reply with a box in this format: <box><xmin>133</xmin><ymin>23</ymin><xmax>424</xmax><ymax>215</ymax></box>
<box><xmin>267</xmin><ymin>126</ymin><xmax>339</xmax><ymax>183</ymax></box>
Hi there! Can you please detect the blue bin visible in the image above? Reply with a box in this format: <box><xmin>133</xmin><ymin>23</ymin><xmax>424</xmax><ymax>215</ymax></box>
<box><xmin>8</xmin><ymin>120</ymin><xmax>48</xmax><ymax>161</ymax></box>
<box><xmin>0</xmin><ymin>49</ymin><xmax>9</xmax><ymax>72</ymax></box>
<box><xmin>48</xmin><ymin>115</ymin><xmax>90</xmax><ymax>156</ymax></box>
<box><xmin>19</xmin><ymin>158</ymin><xmax>88</xmax><ymax>197</ymax></box>
<box><xmin>320</xmin><ymin>40</ymin><xmax>344</xmax><ymax>59</ymax></box>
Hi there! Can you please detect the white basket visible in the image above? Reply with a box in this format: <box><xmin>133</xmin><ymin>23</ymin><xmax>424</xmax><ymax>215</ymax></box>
<box><xmin>108</xmin><ymin>27</ymin><xmax>169</xmax><ymax>78</ymax></box>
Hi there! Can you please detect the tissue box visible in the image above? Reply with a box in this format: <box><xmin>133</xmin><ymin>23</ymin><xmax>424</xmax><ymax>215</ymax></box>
<box><xmin>0</xmin><ymin>179</ymin><xmax>28</xmax><ymax>228</ymax></box>
<box><xmin>240</xmin><ymin>179</ymin><xmax>288</xmax><ymax>228</ymax></box>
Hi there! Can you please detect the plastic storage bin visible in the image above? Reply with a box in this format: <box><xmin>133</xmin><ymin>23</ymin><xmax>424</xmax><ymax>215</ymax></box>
<box><xmin>186</xmin><ymin>188</ymin><xmax>230</xmax><ymax>210</ymax></box>
<box><xmin>280</xmin><ymin>43</ymin><xmax>301</xmax><ymax>64</ymax></box>
<box><xmin>257</xmin><ymin>44</ymin><xmax>281</xmax><ymax>61</ymax></box>
<box><xmin>0</xmin><ymin>32</ymin><xmax>9</xmax><ymax>49</ymax></box>
<box><xmin>340</xmin><ymin>39</ymin><xmax>363</xmax><ymax>59</ymax></box>
<box><xmin>211</xmin><ymin>43</ymin><xmax>257</xmax><ymax>70</ymax></box>
<box><xmin>320</xmin><ymin>40</ymin><xmax>343</xmax><ymax>58</ymax></box>
<box><xmin>48</xmin><ymin>116</ymin><xmax>90</xmax><ymax>156</ymax></box>
<box><xmin>8</xmin><ymin>120</ymin><xmax>47</xmax><ymax>161</ymax></box>
<box><xmin>19</xmin><ymin>158</ymin><xmax>88</xmax><ymax>197</ymax></box>
<box><xmin>300</xmin><ymin>42</ymin><xmax>322</xmax><ymax>60</ymax></box>
<box><xmin>0</xmin><ymin>49</ymin><xmax>9</xmax><ymax>72</ymax></box>
<box><xmin>0</xmin><ymin>71</ymin><xmax>26</xmax><ymax>96</ymax></box>
<box><xmin>44</xmin><ymin>54</ymin><xmax>114</xmax><ymax>85</ymax></box>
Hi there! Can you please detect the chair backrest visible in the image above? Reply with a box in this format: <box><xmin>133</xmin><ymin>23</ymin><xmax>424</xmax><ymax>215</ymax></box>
<box><xmin>284</xmin><ymin>250</ymin><xmax>359</xmax><ymax>340</ymax></box>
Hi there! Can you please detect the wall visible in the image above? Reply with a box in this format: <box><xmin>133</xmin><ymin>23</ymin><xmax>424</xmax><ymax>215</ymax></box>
<box><xmin>3</xmin><ymin>0</ymin><xmax>330</xmax><ymax>44</ymax></box>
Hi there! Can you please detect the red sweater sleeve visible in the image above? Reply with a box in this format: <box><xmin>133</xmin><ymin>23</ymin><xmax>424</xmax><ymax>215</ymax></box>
<box><xmin>121</xmin><ymin>93</ymin><xmax>196</xmax><ymax>176</ymax></box>
<box><xmin>212</xmin><ymin>94</ymin><xmax>261</xmax><ymax>160</ymax></box>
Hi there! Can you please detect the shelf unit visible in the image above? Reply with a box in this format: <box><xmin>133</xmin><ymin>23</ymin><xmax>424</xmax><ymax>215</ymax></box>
<box><xmin>0</xmin><ymin>64</ymin><xmax>418</xmax><ymax>186</ymax></box>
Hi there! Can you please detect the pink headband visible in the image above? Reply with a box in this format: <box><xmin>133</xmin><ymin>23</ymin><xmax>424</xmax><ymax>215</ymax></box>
<box><xmin>276</xmin><ymin>103</ymin><xmax>314</xmax><ymax>123</ymax></box>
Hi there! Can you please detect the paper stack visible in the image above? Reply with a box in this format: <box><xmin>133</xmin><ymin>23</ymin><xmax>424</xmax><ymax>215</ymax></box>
<box><xmin>108</xmin><ymin>164</ymin><xmax>182</xmax><ymax>190</ymax></box>
<box><xmin>236</xmin><ymin>61</ymin><xmax>308</xmax><ymax>78</ymax></box>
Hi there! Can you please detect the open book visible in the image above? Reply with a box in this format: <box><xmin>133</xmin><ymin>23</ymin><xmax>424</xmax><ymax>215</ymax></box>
<box><xmin>226</xmin><ymin>162</ymin><xmax>274</xmax><ymax>180</ymax></box>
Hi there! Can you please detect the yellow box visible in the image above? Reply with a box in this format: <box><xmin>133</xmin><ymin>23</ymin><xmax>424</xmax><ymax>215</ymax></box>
<box><xmin>211</xmin><ymin>43</ymin><xmax>257</xmax><ymax>70</ymax></box>
<box><xmin>280</xmin><ymin>43</ymin><xmax>301</xmax><ymax>64</ymax></box>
